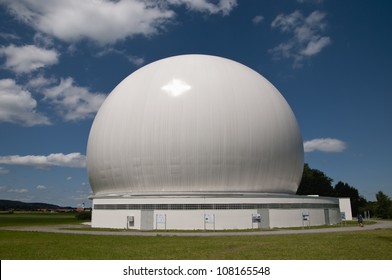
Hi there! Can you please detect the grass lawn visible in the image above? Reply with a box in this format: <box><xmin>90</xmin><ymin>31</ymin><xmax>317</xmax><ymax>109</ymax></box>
<box><xmin>1</xmin><ymin>213</ymin><xmax>391</xmax><ymax>260</ymax></box>
<box><xmin>0</xmin><ymin>212</ymin><xmax>83</xmax><ymax>227</ymax></box>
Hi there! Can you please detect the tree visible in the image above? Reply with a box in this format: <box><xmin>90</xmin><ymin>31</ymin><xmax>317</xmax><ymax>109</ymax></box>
<box><xmin>297</xmin><ymin>163</ymin><xmax>335</xmax><ymax>196</ymax></box>
<box><xmin>333</xmin><ymin>181</ymin><xmax>365</xmax><ymax>217</ymax></box>
<box><xmin>334</xmin><ymin>181</ymin><xmax>358</xmax><ymax>198</ymax></box>
<box><xmin>375</xmin><ymin>191</ymin><xmax>392</xmax><ymax>219</ymax></box>
<box><xmin>296</xmin><ymin>164</ymin><xmax>373</xmax><ymax>218</ymax></box>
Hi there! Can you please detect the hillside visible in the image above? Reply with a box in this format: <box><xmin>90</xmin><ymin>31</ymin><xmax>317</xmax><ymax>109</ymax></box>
<box><xmin>0</xmin><ymin>199</ymin><xmax>61</xmax><ymax>211</ymax></box>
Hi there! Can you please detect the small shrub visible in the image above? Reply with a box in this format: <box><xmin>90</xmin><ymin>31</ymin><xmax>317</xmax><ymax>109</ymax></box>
<box><xmin>75</xmin><ymin>212</ymin><xmax>91</xmax><ymax>220</ymax></box>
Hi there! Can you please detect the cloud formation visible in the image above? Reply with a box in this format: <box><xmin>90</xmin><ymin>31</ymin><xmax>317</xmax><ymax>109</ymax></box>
<box><xmin>0</xmin><ymin>152</ymin><xmax>86</xmax><ymax>168</ymax></box>
<box><xmin>0</xmin><ymin>79</ymin><xmax>50</xmax><ymax>126</ymax></box>
<box><xmin>0</xmin><ymin>76</ymin><xmax>106</xmax><ymax>125</ymax></box>
<box><xmin>270</xmin><ymin>10</ymin><xmax>331</xmax><ymax>67</ymax></box>
<box><xmin>95</xmin><ymin>48</ymin><xmax>145</xmax><ymax>67</ymax></box>
<box><xmin>0</xmin><ymin>0</ymin><xmax>237</xmax><ymax>127</ymax></box>
<box><xmin>252</xmin><ymin>15</ymin><xmax>264</xmax><ymax>25</ymax></box>
<box><xmin>7</xmin><ymin>188</ymin><xmax>28</xmax><ymax>193</ymax></box>
<box><xmin>43</xmin><ymin>77</ymin><xmax>106</xmax><ymax>121</ymax></box>
<box><xmin>304</xmin><ymin>138</ymin><xmax>347</xmax><ymax>153</ymax></box>
<box><xmin>0</xmin><ymin>167</ymin><xmax>10</xmax><ymax>174</ymax></box>
<box><xmin>168</xmin><ymin>0</ymin><xmax>237</xmax><ymax>16</ymax></box>
<box><xmin>1</xmin><ymin>0</ymin><xmax>238</xmax><ymax>45</ymax></box>
<box><xmin>1</xmin><ymin>0</ymin><xmax>174</xmax><ymax>45</ymax></box>
<box><xmin>0</xmin><ymin>44</ymin><xmax>59</xmax><ymax>73</ymax></box>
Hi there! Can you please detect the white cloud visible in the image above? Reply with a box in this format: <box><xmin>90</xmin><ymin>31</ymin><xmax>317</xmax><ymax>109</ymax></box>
<box><xmin>66</xmin><ymin>176</ymin><xmax>72</xmax><ymax>181</ymax></box>
<box><xmin>0</xmin><ymin>153</ymin><xmax>86</xmax><ymax>168</ymax></box>
<box><xmin>271</xmin><ymin>10</ymin><xmax>303</xmax><ymax>32</ymax></box>
<box><xmin>252</xmin><ymin>15</ymin><xmax>264</xmax><ymax>25</ymax></box>
<box><xmin>71</xmin><ymin>193</ymin><xmax>90</xmax><ymax>201</ymax></box>
<box><xmin>300</xmin><ymin>36</ymin><xmax>331</xmax><ymax>56</ymax></box>
<box><xmin>33</xmin><ymin>33</ymin><xmax>55</xmax><ymax>48</ymax></box>
<box><xmin>270</xmin><ymin>10</ymin><xmax>331</xmax><ymax>67</ymax></box>
<box><xmin>7</xmin><ymin>188</ymin><xmax>28</xmax><ymax>193</ymax></box>
<box><xmin>127</xmin><ymin>55</ymin><xmax>145</xmax><ymax>67</ymax></box>
<box><xmin>0</xmin><ymin>167</ymin><xmax>10</xmax><ymax>174</ymax></box>
<box><xmin>304</xmin><ymin>138</ymin><xmax>347</xmax><ymax>153</ymax></box>
<box><xmin>168</xmin><ymin>0</ymin><xmax>238</xmax><ymax>15</ymax></box>
<box><xmin>0</xmin><ymin>79</ymin><xmax>50</xmax><ymax>126</ymax></box>
<box><xmin>26</xmin><ymin>75</ymin><xmax>56</xmax><ymax>89</ymax></box>
<box><xmin>1</xmin><ymin>76</ymin><xmax>104</xmax><ymax>124</ymax></box>
<box><xmin>0</xmin><ymin>32</ymin><xmax>20</xmax><ymax>40</ymax></box>
<box><xmin>0</xmin><ymin>44</ymin><xmax>59</xmax><ymax>73</ymax></box>
<box><xmin>1</xmin><ymin>0</ymin><xmax>238</xmax><ymax>45</ymax></box>
<box><xmin>43</xmin><ymin>77</ymin><xmax>106</xmax><ymax>121</ymax></box>
<box><xmin>1</xmin><ymin>0</ymin><xmax>175</xmax><ymax>45</ymax></box>
<box><xmin>36</xmin><ymin>185</ymin><xmax>47</xmax><ymax>190</ymax></box>
<box><xmin>96</xmin><ymin>48</ymin><xmax>145</xmax><ymax>66</ymax></box>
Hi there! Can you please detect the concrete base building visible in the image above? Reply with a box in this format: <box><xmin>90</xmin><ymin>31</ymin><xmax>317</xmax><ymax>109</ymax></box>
<box><xmin>91</xmin><ymin>194</ymin><xmax>341</xmax><ymax>230</ymax></box>
<box><xmin>87</xmin><ymin>55</ymin><xmax>342</xmax><ymax>230</ymax></box>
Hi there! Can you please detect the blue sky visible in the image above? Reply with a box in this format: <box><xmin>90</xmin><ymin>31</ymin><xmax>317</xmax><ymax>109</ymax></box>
<box><xmin>0</xmin><ymin>0</ymin><xmax>391</xmax><ymax>207</ymax></box>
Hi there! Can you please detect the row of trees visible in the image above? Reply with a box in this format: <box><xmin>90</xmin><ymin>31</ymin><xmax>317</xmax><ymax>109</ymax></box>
<box><xmin>366</xmin><ymin>191</ymin><xmax>392</xmax><ymax>219</ymax></box>
<box><xmin>297</xmin><ymin>163</ymin><xmax>392</xmax><ymax>219</ymax></box>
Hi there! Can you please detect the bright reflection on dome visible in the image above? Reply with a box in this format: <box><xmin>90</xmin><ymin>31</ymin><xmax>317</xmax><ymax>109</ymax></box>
<box><xmin>161</xmin><ymin>79</ymin><xmax>191</xmax><ymax>97</ymax></box>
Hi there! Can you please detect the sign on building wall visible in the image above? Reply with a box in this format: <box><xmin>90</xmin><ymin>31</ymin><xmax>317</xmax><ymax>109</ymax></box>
<box><xmin>302</xmin><ymin>212</ymin><xmax>310</xmax><ymax>227</ymax></box>
<box><xmin>204</xmin><ymin>213</ymin><xmax>215</xmax><ymax>231</ymax></box>
<box><xmin>204</xmin><ymin>214</ymin><xmax>215</xmax><ymax>224</ymax></box>
<box><xmin>127</xmin><ymin>216</ymin><xmax>134</xmax><ymax>229</ymax></box>
<box><xmin>252</xmin><ymin>213</ymin><xmax>261</xmax><ymax>223</ymax></box>
<box><xmin>155</xmin><ymin>213</ymin><xmax>166</xmax><ymax>230</ymax></box>
<box><xmin>156</xmin><ymin>213</ymin><xmax>166</xmax><ymax>224</ymax></box>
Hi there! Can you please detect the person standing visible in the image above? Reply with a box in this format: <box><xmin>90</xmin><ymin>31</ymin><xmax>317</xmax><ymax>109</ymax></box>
<box><xmin>358</xmin><ymin>214</ymin><xmax>364</xmax><ymax>227</ymax></box>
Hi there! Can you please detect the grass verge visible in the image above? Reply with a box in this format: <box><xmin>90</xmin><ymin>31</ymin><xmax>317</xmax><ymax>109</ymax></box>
<box><xmin>1</xmin><ymin>229</ymin><xmax>391</xmax><ymax>259</ymax></box>
<box><xmin>1</xmin><ymin>213</ymin><xmax>391</xmax><ymax>260</ymax></box>
<box><xmin>0</xmin><ymin>212</ymin><xmax>84</xmax><ymax>227</ymax></box>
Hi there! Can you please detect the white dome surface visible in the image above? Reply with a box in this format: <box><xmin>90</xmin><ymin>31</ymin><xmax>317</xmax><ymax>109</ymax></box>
<box><xmin>87</xmin><ymin>55</ymin><xmax>304</xmax><ymax>196</ymax></box>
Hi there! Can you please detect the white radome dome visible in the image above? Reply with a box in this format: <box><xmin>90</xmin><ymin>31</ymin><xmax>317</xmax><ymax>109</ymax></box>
<box><xmin>87</xmin><ymin>55</ymin><xmax>304</xmax><ymax>196</ymax></box>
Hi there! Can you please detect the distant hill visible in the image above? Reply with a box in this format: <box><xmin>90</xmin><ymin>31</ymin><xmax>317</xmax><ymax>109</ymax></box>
<box><xmin>0</xmin><ymin>199</ymin><xmax>62</xmax><ymax>211</ymax></box>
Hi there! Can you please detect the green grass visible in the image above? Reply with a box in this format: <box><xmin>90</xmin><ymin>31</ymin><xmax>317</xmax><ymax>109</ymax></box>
<box><xmin>0</xmin><ymin>212</ymin><xmax>83</xmax><ymax>227</ymax></box>
<box><xmin>0</xmin><ymin>229</ymin><xmax>391</xmax><ymax>259</ymax></box>
<box><xmin>0</xmin><ymin>213</ymin><xmax>391</xmax><ymax>260</ymax></box>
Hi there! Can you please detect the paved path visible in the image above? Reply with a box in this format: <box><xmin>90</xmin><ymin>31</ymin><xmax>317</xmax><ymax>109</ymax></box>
<box><xmin>2</xmin><ymin>220</ymin><xmax>392</xmax><ymax>237</ymax></box>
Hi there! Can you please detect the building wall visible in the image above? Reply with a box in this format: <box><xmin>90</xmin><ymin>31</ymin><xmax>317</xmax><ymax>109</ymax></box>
<box><xmin>268</xmin><ymin>209</ymin><xmax>325</xmax><ymax>228</ymax></box>
<box><xmin>92</xmin><ymin>208</ymin><xmax>258</xmax><ymax>230</ymax></box>
<box><xmin>92</xmin><ymin>209</ymin><xmax>141</xmax><ymax>229</ymax></box>
<box><xmin>91</xmin><ymin>195</ymin><xmax>342</xmax><ymax>230</ymax></box>
<box><xmin>328</xmin><ymin>208</ymin><xmax>342</xmax><ymax>225</ymax></box>
<box><xmin>155</xmin><ymin>209</ymin><xmax>257</xmax><ymax>230</ymax></box>
<box><xmin>338</xmin><ymin>198</ymin><xmax>353</xmax><ymax>220</ymax></box>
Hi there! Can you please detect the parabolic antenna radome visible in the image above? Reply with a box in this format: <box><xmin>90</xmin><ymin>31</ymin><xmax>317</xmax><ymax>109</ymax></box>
<box><xmin>87</xmin><ymin>54</ymin><xmax>304</xmax><ymax>196</ymax></box>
